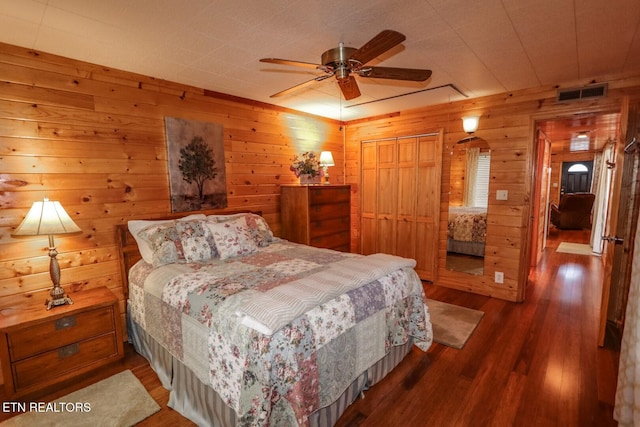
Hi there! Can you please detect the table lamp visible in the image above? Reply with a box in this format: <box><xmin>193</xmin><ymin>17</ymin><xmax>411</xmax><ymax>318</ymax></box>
<box><xmin>319</xmin><ymin>151</ymin><xmax>335</xmax><ymax>185</ymax></box>
<box><xmin>12</xmin><ymin>198</ymin><xmax>81</xmax><ymax>310</ymax></box>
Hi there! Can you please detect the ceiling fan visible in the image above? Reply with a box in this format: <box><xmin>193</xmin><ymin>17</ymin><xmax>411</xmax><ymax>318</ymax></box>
<box><xmin>260</xmin><ymin>30</ymin><xmax>432</xmax><ymax>101</ymax></box>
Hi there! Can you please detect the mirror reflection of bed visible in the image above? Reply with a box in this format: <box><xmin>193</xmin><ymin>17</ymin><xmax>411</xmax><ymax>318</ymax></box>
<box><xmin>447</xmin><ymin>138</ymin><xmax>491</xmax><ymax>276</ymax></box>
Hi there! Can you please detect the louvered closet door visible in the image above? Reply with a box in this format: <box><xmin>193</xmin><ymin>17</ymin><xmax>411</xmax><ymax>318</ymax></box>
<box><xmin>360</xmin><ymin>134</ymin><xmax>442</xmax><ymax>282</ymax></box>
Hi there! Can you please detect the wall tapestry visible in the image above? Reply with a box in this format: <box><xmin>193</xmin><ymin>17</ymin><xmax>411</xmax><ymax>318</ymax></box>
<box><xmin>165</xmin><ymin>117</ymin><xmax>227</xmax><ymax>212</ymax></box>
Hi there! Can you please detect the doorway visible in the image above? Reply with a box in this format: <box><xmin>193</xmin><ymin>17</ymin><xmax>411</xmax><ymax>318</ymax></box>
<box><xmin>561</xmin><ymin>160</ymin><xmax>593</xmax><ymax>194</ymax></box>
<box><xmin>533</xmin><ymin>113</ymin><xmax>620</xmax><ymax>248</ymax></box>
<box><xmin>529</xmin><ymin>108</ymin><xmax>640</xmax><ymax>351</ymax></box>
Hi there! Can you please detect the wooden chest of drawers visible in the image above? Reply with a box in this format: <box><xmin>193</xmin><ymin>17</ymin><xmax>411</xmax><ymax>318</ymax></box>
<box><xmin>281</xmin><ymin>185</ymin><xmax>351</xmax><ymax>252</ymax></box>
<box><xmin>0</xmin><ymin>287</ymin><xmax>124</xmax><ymax>398</ymax></box>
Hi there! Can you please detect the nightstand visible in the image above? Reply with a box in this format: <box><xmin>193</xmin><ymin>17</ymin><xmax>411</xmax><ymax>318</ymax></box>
<box><xmin>0</xmin><ymin>287</ymin><xmax>124</xmax><ymax>398</ymax></box>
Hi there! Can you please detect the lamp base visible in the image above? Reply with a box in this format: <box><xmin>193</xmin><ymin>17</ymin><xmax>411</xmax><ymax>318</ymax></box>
<box><xmin>46</xmin><ymin>285</ymin><xmax>73</xmax><ymax>310</ymax></box>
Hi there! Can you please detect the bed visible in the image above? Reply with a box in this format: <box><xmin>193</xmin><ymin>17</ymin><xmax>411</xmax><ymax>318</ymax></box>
<box><xmin>447</xmin><ymin>206</ymin><xmax>487</xmax><ymax>257</ymax></box>
<box><xmin>116</xmin><ymin>210</ymin><xmax>432</xmax><ymax>427</ymax></box>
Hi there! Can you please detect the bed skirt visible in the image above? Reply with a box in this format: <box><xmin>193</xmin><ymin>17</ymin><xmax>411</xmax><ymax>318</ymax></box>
<box><xmin>447</xmin><ymin>239</ymin><xmax>485</xmax><ymax>257</ymax></box>
<box><xmin>127</xmin><ymin>307</ymin><xmax>414</xmax><ymax>427</ymax></box>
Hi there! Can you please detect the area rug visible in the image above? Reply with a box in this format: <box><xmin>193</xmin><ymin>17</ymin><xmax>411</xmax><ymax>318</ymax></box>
<box><xmin>427</xmin><ymin>299</ymin><xmax>484</xmax><ymax>349</ymax></box>
<box><xmin>556</xmin><ymin>242</ymin><xmax>594</xmax><ymax>256</ymax></box>
<box><xmin>0</xmin><ymin>370</ymin><xmax>160</xmax><ymax>427</ymax></box>
<box><xmin>445</xmin><ymin>254</ymin><xmax>484</xmax><ymax>276</ymax></box>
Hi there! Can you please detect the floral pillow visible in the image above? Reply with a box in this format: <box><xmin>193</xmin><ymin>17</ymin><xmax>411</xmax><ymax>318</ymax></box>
<box><xmin>175</xmin><ymin>220</ymin><xmax>217</xmax><ymax>262</ymax></box>
<box><xmin>244</xmin><ymin>214</ymin><xmax>274</xmax><ymax>247</ymax></box>
<box><xmin>207</xmin><ymin>213</ymin><xmax>274</xmax><ymax>247</ymax></box>
<box><xmin>206</xmin><ymin>216</ymin><xmax>258</xmax><ymax>260</ymax></box>
<box><xmin>128</xmin><ymin>214</ymin><xmax>205</xmax><ymax>265</ymax></box>
<box><xmin>136</xmin><ymin>221</ymin><xmax>184</xmax><ymax>267</ymax></box>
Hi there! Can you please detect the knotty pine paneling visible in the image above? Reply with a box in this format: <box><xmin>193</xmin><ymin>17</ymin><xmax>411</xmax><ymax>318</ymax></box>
<box><xmin>3</xmin><ymin>38</ymin><xmax>640</xmax><ymax>337</ymax></box>
<box><xmin>0</xmin><ymin>42</ymin><xmax>344</xmax><ymax>334</ymax></box>
<box><xmin>345</xmin><ymin>81</ymin><xmax>640</xmax><ymax>302</ymax></box>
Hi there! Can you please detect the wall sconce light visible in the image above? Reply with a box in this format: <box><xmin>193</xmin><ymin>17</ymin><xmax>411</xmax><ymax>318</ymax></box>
<box><xmin>462</xmin><ymin>115</ymin><xmax>480</xmax><ymax>134</ymax></box>
<box><xmin>12</xmin><ymin>198</ymin><xmax>82</xmax><ymax>310</ymax></box>
<box><xmin>319</xmin><ymin>151</ymin><xmax>335</xmax><ymax>185</ymax></box>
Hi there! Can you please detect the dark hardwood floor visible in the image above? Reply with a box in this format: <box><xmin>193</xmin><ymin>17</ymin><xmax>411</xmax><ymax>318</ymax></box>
<box><xmin>0</xmin><ymin>228</ymin><xmax>619</xmax><ymax>426</ymax></box>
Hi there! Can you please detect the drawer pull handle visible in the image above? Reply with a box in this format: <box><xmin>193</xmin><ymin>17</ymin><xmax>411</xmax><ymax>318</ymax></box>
<box><xmin>55</xmin><ymin>316</ymin><xmax>77</xmax><ymax>330</ymax></box>
<box><xmin>58</xmin><ymin>343</ymin><xmax>79</xmax><ymax>358</ymax></box>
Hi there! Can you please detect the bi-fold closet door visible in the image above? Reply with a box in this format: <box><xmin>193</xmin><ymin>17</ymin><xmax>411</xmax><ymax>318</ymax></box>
<box><xmin>361</xmin><ymin>132</ymin><xmax>442</xmax><ymax>282</ymax></box>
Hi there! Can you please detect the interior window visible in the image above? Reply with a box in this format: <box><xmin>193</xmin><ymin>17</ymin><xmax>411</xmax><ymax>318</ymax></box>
<box><xmin>473</xmin><ymin>152</ymin><xmax>491</xmax><ymax>207</ymax></box>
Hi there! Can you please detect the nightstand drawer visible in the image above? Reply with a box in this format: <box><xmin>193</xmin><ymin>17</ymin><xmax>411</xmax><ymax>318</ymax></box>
<box><xmin>7</xmin><ymin>306</ymin><xmax>116</xmax><ymax>361</ymax></box>
<box><xmin>12</xmin><ymin>332</ymin><xmax>119</xmax><ymax>391</ymax></box>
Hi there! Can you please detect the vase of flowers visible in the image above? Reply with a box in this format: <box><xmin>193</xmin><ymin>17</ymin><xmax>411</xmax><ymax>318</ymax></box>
<box><xmin>290</xmin><ymin>152</ymin><xmax>323</xmax><ymax>185</ymax></box>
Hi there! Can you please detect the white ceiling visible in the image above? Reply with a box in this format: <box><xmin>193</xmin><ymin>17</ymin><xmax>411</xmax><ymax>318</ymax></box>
<box><xmin>1</xmin><ymin>0</ymin><xmax>640</xmax><ymax>121</ymax></box>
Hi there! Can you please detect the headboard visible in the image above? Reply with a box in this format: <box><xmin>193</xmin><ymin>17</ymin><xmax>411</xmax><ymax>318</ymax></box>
<box><xmin>115</xmin><ymin>209</ymin><xmax>262</xmax><ymax>301</ymax></box>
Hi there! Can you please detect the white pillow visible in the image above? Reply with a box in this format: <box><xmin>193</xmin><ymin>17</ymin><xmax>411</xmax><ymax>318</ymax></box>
<box><xmin>128</xmin><ymin>214</ymin><xmax>205</xmax><ymax>264</ymax></box>
<box><xmin>206</xmin><ymin>216</ymin><xmax>258</xmax><ymax>260</ymax></box>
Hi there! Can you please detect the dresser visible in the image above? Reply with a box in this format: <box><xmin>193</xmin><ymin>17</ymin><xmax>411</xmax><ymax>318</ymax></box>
<box><xmin>0</xmin><ymin>287</ymin><xmax>124</xmax><ymax>398</ymax></box>
<box><xmin>281</xmin><ymin>185</ymin><xmax>351</xmax><ymax>252</ymax></box>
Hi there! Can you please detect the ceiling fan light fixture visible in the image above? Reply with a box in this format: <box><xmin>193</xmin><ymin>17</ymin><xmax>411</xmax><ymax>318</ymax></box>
<box><xmin>462</xmin><ymin>115</ymin><xmax>480</xmax><ymax>134</ymax></box>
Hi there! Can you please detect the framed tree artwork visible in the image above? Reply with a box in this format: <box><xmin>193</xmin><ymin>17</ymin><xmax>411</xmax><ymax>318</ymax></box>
<box><xmin>165</xmin><ymin>117</ymin><xmax>227</xmax><ymax>212</ymax></box>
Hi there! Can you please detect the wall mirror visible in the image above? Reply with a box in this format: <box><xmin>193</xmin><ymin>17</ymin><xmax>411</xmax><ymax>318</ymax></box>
<box><xmin>446</xmin><ymin>138</ymin><xmax>491</xmax><ymax>275</ymax></box>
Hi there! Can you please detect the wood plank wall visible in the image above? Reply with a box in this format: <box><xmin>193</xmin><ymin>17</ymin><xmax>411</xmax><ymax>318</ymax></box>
<box><xmin>0</xmin><ymin>43</ymin><xmax>344</xmax><ymax>328</ymax></box>
<box><xmin>3</xmin><ymin>39</ymin><xmax>640</xmax><ymax>320</ymax></box>
<box><xmin>344</xmin><ymin>81</ymin><xmax>640</xmax><ymax>302</ymax></box>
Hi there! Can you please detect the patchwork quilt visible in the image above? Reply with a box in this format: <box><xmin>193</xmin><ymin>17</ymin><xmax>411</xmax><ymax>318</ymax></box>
<box><xmin>448</xmin><ymin>206</ymin><xmax>487</xmax><ymax>243</ymax></box>
<box><xmin>128</xmin><ymin>240</ymin><xmax>432</xmax><ymax>426</ymax></box>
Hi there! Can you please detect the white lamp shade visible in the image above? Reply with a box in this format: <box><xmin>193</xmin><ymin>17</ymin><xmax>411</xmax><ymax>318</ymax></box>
<box><xmin>462</xmin><ymin>115</ymin><xmax>480</xmax><ymax>133</ymax></box>
<box><xmin>13</xmin><ymin>198</ymin><xmax>81</xmax><ymax>236</ymax></box>
<box><xmin>319</xmin><ymin>151</ymin><xmax>335</xmax><ymax>166</ymax></box>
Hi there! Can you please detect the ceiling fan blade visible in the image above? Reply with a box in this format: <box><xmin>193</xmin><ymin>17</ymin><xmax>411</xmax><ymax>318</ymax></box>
<box><xmin>260</xmin><ymin>58</ymin><xmax>322</xmax><ymax>70</ymax></box>
<box><xmin>269</xmin><ymin>74</ymin><xmax>332</xmax><ymax>98</ymax></box>
<box><xmin>359</xmin><ymin>66</ymin><xmax>432</xmax><ymax>81</ymax></box>
<box><xmin>349</xmin><ymin>30</ymin><xmax>406</xmax><ymax>65</ymax></box>
<box><xmin>338</xmin><ymin>76</ymin><xmax>361</xmax><ymax>100</ymax></box>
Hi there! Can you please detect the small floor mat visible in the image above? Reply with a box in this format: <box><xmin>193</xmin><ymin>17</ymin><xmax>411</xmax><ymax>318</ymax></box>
<box><xmin>556</xmin><ymin>242</ymin><xmax>594</xmax><ymax>255</ymax></box>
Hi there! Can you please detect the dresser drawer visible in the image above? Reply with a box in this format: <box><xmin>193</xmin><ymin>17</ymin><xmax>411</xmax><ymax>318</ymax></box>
<box><xmin>310</xmin><ymin>231</ymin><xmax>351</xmax><ymax>250</ymax></box>
<box><xmin>309</xmin><ymin>202</ymin><xmax>350</xmax><ymax>221</ymax></box>
<box><xmin>12</xmin><ymin>332</ymin><xmax>119</xmax><ymax>392</ymax></box>
<box><xmin>309</xmin><ymin>187</ymin><xmax>350</xmax><ymax>205</ymax></box>
<box><xmin>7</xmin><ymin>306</ymin><xmax>116</xmax><ymax>361</ymax></box>
<box><xmin>310</xmin><ymin>216</ymin><xmax>350</xmax><ymax>237</ymax></box>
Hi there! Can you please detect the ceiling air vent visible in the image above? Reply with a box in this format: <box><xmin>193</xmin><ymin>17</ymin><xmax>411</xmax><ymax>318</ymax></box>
<box><xmin>557</xmin><ymin>84</ymin><xmax>608</xmax><ymax>102</ymax></box>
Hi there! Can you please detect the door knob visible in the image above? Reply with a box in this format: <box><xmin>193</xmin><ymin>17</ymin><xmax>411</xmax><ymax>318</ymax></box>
<box><xmin>602</xmin><ymin>235</ymin><xmax>624</xmax><ymax>245</ymax></box>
